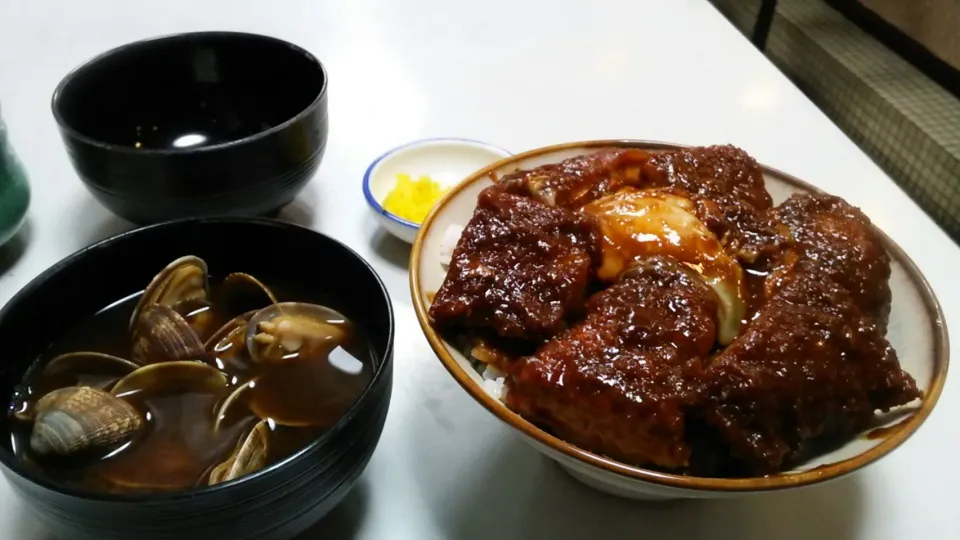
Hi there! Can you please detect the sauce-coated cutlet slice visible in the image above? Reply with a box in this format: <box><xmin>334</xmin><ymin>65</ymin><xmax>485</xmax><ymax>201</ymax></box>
<box><xmin>497</xmin><ymin>148</ymin><xmax>651</xmax><ymax>208</ymax></box>
<box><xmin>700</xmin><ymin>260</ymin><xmax>919</xmax><ymax>474</ymax></box>
<box><xmin>772</xmin><ymin>192</ymin><xmax>892</xmax><ymax>328</ymax></box>
<box><xmin>506</xmin><ymin>258</ymin><xmax>718</xmax><ymax>469</ymax></box>
<box><xmin>429</xmin><ymin>187</ymin><xmax>601</xmax><ymax>340</ymax></box>
<box><xmin>643</xmin><ymin>144</ymin><xmax>788</xmax><ymax>265</ymax></box>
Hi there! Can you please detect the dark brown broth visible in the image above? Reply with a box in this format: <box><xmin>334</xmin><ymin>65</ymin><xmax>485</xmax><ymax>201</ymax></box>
<box><xmin>8</xmin><ymin>283</ymin><xmax>374</xmax><ymax>494</ymax></box>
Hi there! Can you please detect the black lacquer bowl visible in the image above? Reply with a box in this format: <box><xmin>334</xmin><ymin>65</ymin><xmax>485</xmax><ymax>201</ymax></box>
<box><xmin>0</xmin><ymin>218</ymin><xmax>393</xmax><ymax>540</ymax></box>
<box><xmin>52</xmin><ymin>32</ymin><xmax>329</xmax><ymax>224</ymax></box>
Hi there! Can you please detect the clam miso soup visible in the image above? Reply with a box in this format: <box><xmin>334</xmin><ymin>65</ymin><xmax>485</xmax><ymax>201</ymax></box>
<box><xmin>6</xmin><ymin>256</ymin><xmax>374</xmax><ymax>494</ymax></box>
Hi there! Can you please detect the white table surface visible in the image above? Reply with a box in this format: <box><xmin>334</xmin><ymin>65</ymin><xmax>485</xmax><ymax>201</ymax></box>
<box><xmin>1</xmin><ymin>0</ymin><xmax>957</xmax><ymax>538</ymax></box>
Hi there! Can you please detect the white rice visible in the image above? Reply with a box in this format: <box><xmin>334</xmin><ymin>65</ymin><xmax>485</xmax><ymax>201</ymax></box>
<box><xmin>439</xmin><ymin>224</ymin><xmax>464</xmax><ymax>268</ymax></box>
<box><xmin>481</xmin><ymin>364</ymin><xmax>507</xmax><ymax>402</ymax></box>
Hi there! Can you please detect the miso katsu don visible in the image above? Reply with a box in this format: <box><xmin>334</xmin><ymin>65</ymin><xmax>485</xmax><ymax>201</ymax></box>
<box><xmin>427</xmin><ymin>145</ymin><xmax>920</xmax><ymax>477</ymax></box>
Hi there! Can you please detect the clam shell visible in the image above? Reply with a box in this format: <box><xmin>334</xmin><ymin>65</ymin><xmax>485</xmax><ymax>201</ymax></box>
<box><xmin>245</xmin><ymin>303</ymin><xmax>350</xmax><ymax>363</ymax></box>
<box><xmin>171</xmin><ymin>297</ymin><xmax>217</xmax><ymax>342</ymax></box>
<box><xmin>203</xmin><ymin>311</ymin><xmax>256</xmax><ymax>352</ymax></box>
<box><xmin>30</xmin><ymin>386</ymin><xmax>143</xmax><ymax>457</ymax></box>
<box><xmin>213</xmin><ymin>380</ymin><xmax>256</xmax><ymax>433</ymax></box>
<box><xmin>107</xmin><ymin>450</ymin><xmax>199</xmax><ymax>493</ymax></box>
<box><xmin>129</xmin><ymin>256</ymin><xmax>208</xmax><ymax>332</ymax></box>
<box><xmin>132</xmin><ymin>304</ymin><xmax>206</xmax><ymax>365</ymax></box>
<box><xmin>14</xmin><ymin>353</ymin><xmax>141</xmax><ymax>421</ymax></box>
<box><xmin>208</xmin><ymin>420</ymin><xmax>269</xmax><ymax>485</ymax></box>
<box><xmin>43</xmin><ymin>352</ymin><xmax>140</xmax><ymax>381</ymax></box>
<box><xmin>205</xmin><ymin>311</ymin><xmax>258</xmax><ymax>376</ymax></box>
<box><xmin>111</xmin><ymin>361</ymin><xmax>228</xmax><ymax>400</ymax></box>
<box><xmin>222</xmin><ymin>272</ymin><xmax>278</xmax><ymax>309</ymax></box>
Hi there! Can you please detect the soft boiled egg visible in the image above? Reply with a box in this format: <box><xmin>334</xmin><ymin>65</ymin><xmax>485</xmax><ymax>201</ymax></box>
<box><xmin>583</xmin><ymin>188</ymin><xmax>746</xmax><ymax>345</ymax></box>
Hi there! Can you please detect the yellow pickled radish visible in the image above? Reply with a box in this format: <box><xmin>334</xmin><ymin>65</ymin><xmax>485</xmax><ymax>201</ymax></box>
<box><xmin>381</xmin><ymin>174</ymin><xmax>449</xmax><ymax>224</ymax></box>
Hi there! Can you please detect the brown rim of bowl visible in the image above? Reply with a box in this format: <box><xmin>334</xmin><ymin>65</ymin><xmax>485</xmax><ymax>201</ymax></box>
<box><xmin>409</xmin><ymin>139</ymin><xmax>950</xmax><ymax>493</ymax></box>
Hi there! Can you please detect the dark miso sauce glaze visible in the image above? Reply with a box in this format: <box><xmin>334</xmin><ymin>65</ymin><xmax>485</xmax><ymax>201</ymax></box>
<box><xmin>865</xmin><ymin>421</ymin><xmax>908</xmax><ymax>441</ymax></box>
<box><xmin>7</xmin><ymin>281</ymin><xmax>374</xmax><ymax>494</ymax></box>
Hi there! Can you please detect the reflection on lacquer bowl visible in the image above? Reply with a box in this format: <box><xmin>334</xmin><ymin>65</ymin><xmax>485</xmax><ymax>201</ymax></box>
<box><xmin>410</xmin><ymin>140</ymin><xmax>948</xmax><ymax>500</ymax></box>
<box><xmin>0</xmin><ymin>218</ymin><xmax>393</xmax><ymax>540</ymax></box>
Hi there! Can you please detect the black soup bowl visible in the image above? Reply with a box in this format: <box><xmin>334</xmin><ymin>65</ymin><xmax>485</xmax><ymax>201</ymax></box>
<box><xmin>52</xmin><ymin>32</ymin><xmax>329</xmax><ymax>224</ymax></box>
<box><xmin>0</xmin><ymin>218</ymin><xmax>393</xmax><ymax>540</ymax></box>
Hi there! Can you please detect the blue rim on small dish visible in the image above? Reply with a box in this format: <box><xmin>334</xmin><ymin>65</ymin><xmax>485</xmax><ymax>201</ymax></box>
<box><xmin>362</xmin><ymin>137</ymin><xmax>512</xmax><ymax>230</ymax></box>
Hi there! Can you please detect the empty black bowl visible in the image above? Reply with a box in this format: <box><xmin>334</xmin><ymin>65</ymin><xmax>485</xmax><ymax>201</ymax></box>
<box><xmin>0</xmin><ymin>218</ymin><xmax>393</xmax><ymax>540</ymax></box>
<box><xmin>52</xmin><ymin>32</ymin><xmax>329</xmax><ymax>224</ymax></box>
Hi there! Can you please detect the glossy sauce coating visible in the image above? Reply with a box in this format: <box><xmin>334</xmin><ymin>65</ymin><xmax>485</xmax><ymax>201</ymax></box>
<box><xmin>429</xmin><ymin>187</ymin><xmax>601</xmax><ymax>340</ymax></box>
<box><xmin>773</xmin><ymin>193</ymin><xmax>892</xmax><ymax>328</ymax></box>
<box><xmin>582</xmin><ymin>189</ymin><xmax>734</xmax><ymax>282</ymax></box>
<box><xmin>430</xmin><ymin>146</ymin><xmax>920</xmax><ymax>477</ymax></box>
<box><xmin>498</xmin><ymin>149</ymin><xmax>650</xmax><ymax>208</ymax></box>
<box><xmin>865</xmin><ymin>420</ymin><xmax>909</xmax><ymax>440</ymax></box>
<box><xmin>582</xmin><ymin>188</ymin><xmax>745</xmax><ymax>344</ymax></box>
<box><xmin>701</xmin><ymin>261</ymin><xmax>919</xmax><ymax>473</ymax></box>
<box><xmin>507</xmin><ymin>258</ymin><xmax>717</xmax><ymax>469</ymax></box>
<box><xmin>643</xmin><ymin>145</ymin><xmax>788</xmax><ymax>265</ymax></box>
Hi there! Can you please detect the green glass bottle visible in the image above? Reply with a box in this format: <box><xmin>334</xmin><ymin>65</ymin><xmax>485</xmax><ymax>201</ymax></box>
<box><xmin>0</xmin><ymin>104</ymin><xmax>30</xmax><ymax>247</ymax></box>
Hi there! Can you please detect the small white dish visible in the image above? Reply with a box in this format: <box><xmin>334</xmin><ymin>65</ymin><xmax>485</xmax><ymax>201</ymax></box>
<box><xmin>363</xmin><ymin>138</ymin><xmax>511</xmax><ymax>243</ymax></box>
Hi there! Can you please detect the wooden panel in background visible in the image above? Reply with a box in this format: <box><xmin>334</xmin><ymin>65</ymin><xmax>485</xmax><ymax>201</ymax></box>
<box><xmin>859</xmin><ymin>0</ymin><xmax>960</xmax><ymax>71</ymax></box>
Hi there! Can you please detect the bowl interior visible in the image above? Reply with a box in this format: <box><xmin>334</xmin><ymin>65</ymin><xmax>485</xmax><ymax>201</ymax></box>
<box><xmin>411</xmin><ymin>140</ymin><xmax>947</xmax><ymax>491</ymax></box>
<box><xmin>0</xmin><ymin>218</ymin><xmax>392</xmax><ymax>498</ymax></box>
<box><xmin>54</xmin><ymin>32</ymin><xmax>325</xmax><ymax>151</ymax></box>
<box><xmin>365</xmin><ymin>139</ymin><xmax>512</xmax><ymax>227</ymax></box>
